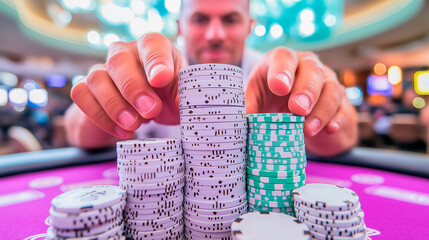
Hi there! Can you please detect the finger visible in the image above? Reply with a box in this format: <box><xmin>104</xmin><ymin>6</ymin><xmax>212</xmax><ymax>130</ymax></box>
<box><xmin>106</xmin><ymin>41</ymin><xmax>162</xmax><ymax>119</ymax></box>
<box><xmin>70</xmin><ymin>79</ymin><xmax>134</xmax><ymax>139</ymax></box>
<box><xmin>86</xmin><ymin>64</ymin><xmax>146</xmax><ymax>130</ymax></box>
<box><xmin>324</xmin><ymin>98</ymin><xmax>349</xmax><ymax>134</ymax></box>
<box><xmin>266</xmin><ymin>47</ymin><xmax>298</xmax><ymax>96</ymax></box>
<box><xmin>138</xmin><ymin>32</ymin><xmax>175</xmax><ymax>88</ymax></box>
<box><xmin>288</xmin><ymin>52</ymin><xmax>325</xmax><ymax>116</ymax></box>
<box><xmin>245</xmin><ymin>61</ymin><xmax>266</xmax><ymax>114</ymax></box>
<box><xmin>304</xmin><ymin>80</ymin><xmax>344</xmax><ymax>137</ymax></box>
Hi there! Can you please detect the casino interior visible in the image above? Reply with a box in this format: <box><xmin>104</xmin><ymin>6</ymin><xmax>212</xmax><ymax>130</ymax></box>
<box><xmin>0</xmin><ymin>1</ymin><xmax>429</xmax><ymax>239</ymax></box>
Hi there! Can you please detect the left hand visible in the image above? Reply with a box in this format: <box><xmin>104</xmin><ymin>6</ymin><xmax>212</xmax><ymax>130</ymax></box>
<box><xmin>245</xmin><ymin>47</ymin><xmax>347</xmax><ymax>138</ymax></box>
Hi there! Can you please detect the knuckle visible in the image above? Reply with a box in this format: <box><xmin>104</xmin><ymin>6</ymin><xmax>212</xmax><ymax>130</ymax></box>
<box><xmin>103</xmin><ymin>95</ymin><xmax>123</xmax><ymax>112</ymax></box>
<box><xmin>70</xmin><ymin>83</ymin><xmax>88</xmax><ymax>103</ymax></box>
<box><xmin>93</xmin><ymin>108</ymin><xmax>109</xmax><ymax>124</ymax></box>
<box><xmin>140</xmin><ymin>32</ymin><xmax>165</xmax><ymax>46</ymax></box>
<box><xmin>87</xmin><ymin>69</ymin><xmax>109</xmax><ymax>89</ymax></box>
<box><xmin>106</xmin><ymin>51</ymin><xmax>134</xmax><ymax>71</ymax></box>
<box><xmin>117</xmin><ymin>75</ymin><xmax>142</xmax><ymax>96</ymax></box>
<box><xmin>272</xmin><ymin>47</ymin><xmax>297</xmax><ymax>60</ymax></box>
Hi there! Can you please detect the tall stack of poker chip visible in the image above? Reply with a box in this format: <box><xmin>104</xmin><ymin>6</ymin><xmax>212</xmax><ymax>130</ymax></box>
<box><xmin>293</xmin><ymin>183</ymin><xmax>367</xmax><ymax>240</ymax></box>
<box><xmin>46</xmin><ymin>185</ymin><xmax>126</xmax><ymax>240</ymax></box>
<box><xmin>178</xmin><ymin>64</ymin><xmax>248</xmax><ymax>239</ymax></box>
<box><xmin>246</xmin><ymin>113</ymin><xmax>306</xmax><ymax>216</ymax></box>
<box><xmin>117</xmin><ymin>139</ymin><xmax>185</xmax><ymax>240</ymax></box>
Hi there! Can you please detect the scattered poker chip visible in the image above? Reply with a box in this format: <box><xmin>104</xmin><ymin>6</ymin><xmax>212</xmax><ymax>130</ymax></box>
<box><xmin>292</xmin><ymin>184</ymin><xmax>360</xmax><ymax>211</ymax></box>
<box><xmin>305</xmin><ymin>220</ymin><xmax>365</xmax><ymax>236</ymax></box>
<box><xmin>248</xmin><ymin>139</ymin><xmax>304</xmax><ymax>147</ymax></box>
<box><xmin>46</xmin><ymin>224</ymin><xmax>124</xmax><ymax>240</ymax></box>
<box><xmin>249</xmin><ymin>122</ymin><xmax>304</xmax><ymax>130</ymax></box>
<box><xmin>248</xmin><ymin>178</ymin><xmax>305</xmax><ymax>190</ymax></box>
<box><xmin>248</xmin><ymin>133</ymin><xmax>304</xmax><ymax>141</ymax></box>
<box><xmin>247</xmin><ymin>166</ymin><xmax>305</xmax><ymax>178</ymax></box>
<box><xmin>247</xmin><ymin>161</ymin><xmax>307</xmax><ymax>171</ymax></box>
<box><xmin>231</xmin><ymin>212</ymin><xmax>310</xmax><ymax>240</ymax></box>
<box><xmin>51</xmin><ymin>185</ymin><xmax>126</xmax><ymax>214</ymax></box>
<box><xmin>247</xmin><ymin>113</ymin><xmax>305</xmax><ymax>123</ymax></box>
<box><xmin>310</xmin><ymin>227</ymin><xmax>367</xmax><ymax>240</ymax></box>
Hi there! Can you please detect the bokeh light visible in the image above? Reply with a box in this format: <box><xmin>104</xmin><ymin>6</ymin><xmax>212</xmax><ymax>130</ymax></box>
<box><xmin>388</xmin><ymin>65</ymin><xmax>402</xmax><ymax>85</ymax></box>
<box><xmin>374</xmin><ymin>63</ymin><xmax>387</xmax><ymax>75</ymax></box>
<box><xmin>412</xmin><ymin>97</ymin><xmax>425</xmax><ymax>109</ymax></box>
<box><xmin>414</xmin><ymin>71</ymin><xmax>429</xmax><ymax>95</ymax></box>
<box><xmin>9</xmin><ymin>88</ymin><xmax>28</xmax><ymax>106</ymax></box>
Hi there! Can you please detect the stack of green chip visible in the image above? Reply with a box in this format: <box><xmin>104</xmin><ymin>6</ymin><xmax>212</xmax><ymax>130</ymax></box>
<box><xmin>246</xmin><ymin>113</ymin><xmax>306</xmax><ymax>217</ymax></box>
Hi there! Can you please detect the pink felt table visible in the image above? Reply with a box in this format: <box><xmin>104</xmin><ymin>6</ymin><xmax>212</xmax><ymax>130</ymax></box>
<box><xmin>0</xmin><ymin>160</ymin><xmax>428</xmax><ymax>240</ymax></box>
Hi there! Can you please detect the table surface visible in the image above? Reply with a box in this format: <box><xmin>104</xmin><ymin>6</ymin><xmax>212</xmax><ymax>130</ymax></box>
<box><xmin>0</xmin><ymin>160</ymin><xmax>428</xmax><ymax>240</ymax></box>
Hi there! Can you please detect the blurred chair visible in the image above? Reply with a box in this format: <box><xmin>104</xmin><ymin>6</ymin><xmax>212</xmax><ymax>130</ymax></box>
<box><xmin>389</xmin><ymin>114</ymin><xmax>425</xmax><ymax>151</ymax></box>
<box><xmin>7</xmin><ymin>126</ymin><xmax>42</xmax><ymax>153</ymax></box>
<box><xmin>358</xmin><ymin>112</ymin><xmax>377</xmax><ymax>146</ymax></box>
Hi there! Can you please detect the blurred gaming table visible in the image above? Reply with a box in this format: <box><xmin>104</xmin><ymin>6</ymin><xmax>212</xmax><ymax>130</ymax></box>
<box><xmin>0</xmin><ymin>147</ymin><xmax>428</xmax><ymax>240</ymax></box>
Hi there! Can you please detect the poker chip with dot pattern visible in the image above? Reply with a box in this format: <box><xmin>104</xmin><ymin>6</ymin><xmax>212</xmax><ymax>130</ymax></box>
<box><xmin>179</xmin><ymin>64</ymin><xmax>248</xmax><ymax>239</ymax></box>
<box><xmin>116</xmin><ymin>138</ymin><xmax>185</xmax><ymax>239</ymax></box>
<box><xmin>47</xmin><ymin>186</ymin><xmax>127</xmax><ymax>239</ymax></box>
<box><xmin>230</xmin><ymin>212</ymin><xmax>310</xmax><ymax>240</ymax></box>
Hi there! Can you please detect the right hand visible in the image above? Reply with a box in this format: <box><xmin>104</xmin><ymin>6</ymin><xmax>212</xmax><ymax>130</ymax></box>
<box><xmin>71</xmin><ymin>33</ymin><xmax>188</xmax><ymax>139</ymax></box>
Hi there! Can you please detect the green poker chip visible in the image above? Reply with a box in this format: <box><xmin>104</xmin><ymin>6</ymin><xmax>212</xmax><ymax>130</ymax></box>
<box><xmin>248</xmin><ymin>196</ymin><xmax>295</xmax><ymax>208</ymax></box>
<box><xmin>248</xmin><ymin>178</ymin><xmax>305</xmax><ymax>190</ymax></box>
<box><xmin>248</xmin><ymin>133</ymin><xmax>304</xmax><ymax>142</ymax></box>
<box><xmin>247</xmin><ymin>113</ymin><xmax>305</xmax><ymax>123</ymax></box>
<box><xmin>249</xmin><ymin>122</ymin><xmax>304</xmax><ymax>130</ymax></box>
<box><xmin>247</xmin><ymin>149</ymin><xmax>306</xmax><ymax>158</ymax></box>
<box><xmin>247</xmin><ymin>185</ymin><xmax>293</xmax><ymax>197</ymax></box>
<box><xmin>248</xmin><ymin>139</ymin><xmax>305</xmax><ymax>147</ymax></box>
<box><xmin>246</xmin><ymin>166</ymin><xmax>306</xmax><ymax>178</ymax></box>
<box><xmin>247</xmin><ymin>155</ymin><xmax>307</xmax><ymax>165</ymax></box>
<box><xmin>248</xmin><ymin>191</ymin><xmax>293</xmax><ymax>202</ymax></box>
<box><xmin>247</xmin><ymin>206</ymin><xmax>296</xmax><ymax>216</ymax></box>
<box><xmin>249</xmin><ymin>128</ymin><xmax>304</xmax><ymax>135</ymax></box>
<box><xmin>247</xmin><ymin>161</ymin><xmax>307</xmax><ymax>171</ymax></box>
<box><xmin>247</xmin><ymin>144</ymin><xmax>305</xmax><ymax>153</ymax></box>
<box><xmin>247</xmin><ymin>173</ymin><xmax>306</xmax><ymax>184</ymax></box>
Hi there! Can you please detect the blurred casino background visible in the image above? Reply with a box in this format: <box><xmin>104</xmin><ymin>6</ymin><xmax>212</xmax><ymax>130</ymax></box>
<box><xmin>0</xmin><ymin>0</ymin><xmax>428</xmax><ymax>155</ymax></box>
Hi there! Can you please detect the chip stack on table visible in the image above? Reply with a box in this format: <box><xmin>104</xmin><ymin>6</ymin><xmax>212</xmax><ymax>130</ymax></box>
<box><xmin>178</xmin><ymin>64</ymin><xmax>248</xmax><ymax>239</ymax></box>
<box><xmin>46</xmin><ymin>185</ymin><xmax>127</xmax><ymax>240</ymax></box>
<box><xmin>230</xmin><ymin>211</ymin><xmax>311</xmax><ymax>240</ymax></box>
<box><xmin>293</xmin><ymin>183</ymin><xmax>367</xmax><ymax>240</ymax></box>
<box><xmin>116</xmin><ymin>139</ymin><xmax>185</xmax><ymax>240</ymax></box>
<box><xmin>246</xmin><ymin>113</ymin><xmax>306</xmax><ymax>216</ymax></box>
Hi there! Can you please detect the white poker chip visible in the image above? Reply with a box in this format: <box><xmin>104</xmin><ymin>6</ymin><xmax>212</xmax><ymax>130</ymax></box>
<box><xmin>296</xmin><ymin>210</ymin><xmax>365</xmax><ymax>228</ymax></box>
<box><xmin>231</xmin><ymin>212</ymin><xmax>310</xmax><ymax>240</ymax></box>
<box><xmin>292</xmin><ymin>184</ymin><xmax>360</xmax><ymax>211</ymax></box>
<box><xmin>185</xmin><ymin>227</ymin><xmax>231</xmax><ymax>239</ymax></box>
<box><xmin>178</xmin><ymin>63</ymin><xmax>243</xmax><ymax>75</ymax></box>
<box><xmin>51</xmin><ymin>185</ymin><xmax>126</xmax><ymax>214</ymax></box>
<box><xmin>181</xmin><ymin>121</ymin><xmax>247</xmax><ymax>130</ymax></box>
<box><xmin>180</xmin><ymin>106</ymin><xmax>246</xmax><ymax>116</ymax></box>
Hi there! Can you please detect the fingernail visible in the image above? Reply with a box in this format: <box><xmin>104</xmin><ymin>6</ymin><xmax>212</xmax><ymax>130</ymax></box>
<box><xmin>296</xmin><ymin>94</ymin><xmax>311</xmax><ymax>111</ymax></box>
<box><xmin>276</xmin><ymin>72</ymin><xmax>290</xmax><ymax>89</ymax></box>
<box><xmin>136</xmin><ymin>95</ymin><xmax>157</xmax><ymax>114</ymax></box>
<box><xmin>115</xmin><ymin>125</ymin><xmax>131</xmax><ymax>138</ymax></box>
<box><xmin>118</xmin><ymin>110</ymin><xmax>137</xmax><ymax>128</ymax></box>
<box><xmin>149</xmin><ymin>64</ymin><xmax>166</xmax><ymax>79</ymax></box>
<box><xmin>308</xmin><ymin>118</ymin><xmax>321</xmax><ymax>133</ymax></box>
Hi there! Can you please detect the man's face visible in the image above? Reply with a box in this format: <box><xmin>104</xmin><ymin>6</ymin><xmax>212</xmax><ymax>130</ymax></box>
<box><xmin>178</xmin><ymin>0</ymin><xmax>253</xmax><ymax>66</ymax></box>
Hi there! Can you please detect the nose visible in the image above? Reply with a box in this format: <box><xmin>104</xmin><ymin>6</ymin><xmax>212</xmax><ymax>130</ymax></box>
<box><xmin>204</xmin><ymin>18</ymin><xmax>226</xmax><ymax>41</ymax></box>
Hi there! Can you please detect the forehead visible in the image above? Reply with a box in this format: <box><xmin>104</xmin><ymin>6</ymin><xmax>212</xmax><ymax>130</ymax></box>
<box><xmin>181</xmin><ymin>0</ymin><xmax>249</xmax><ymax>16</ymax></box>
